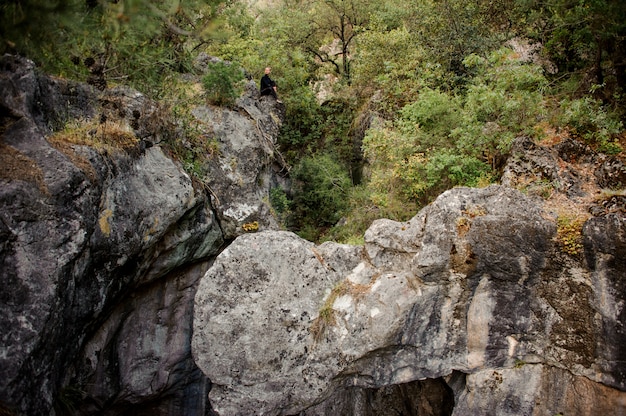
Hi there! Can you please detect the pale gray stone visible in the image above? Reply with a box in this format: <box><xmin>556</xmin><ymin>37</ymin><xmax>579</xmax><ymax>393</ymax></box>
<box><xmin>193</xmin><ymin>185</ymin><xmax>626</xmax><ymax>415</ymax></box>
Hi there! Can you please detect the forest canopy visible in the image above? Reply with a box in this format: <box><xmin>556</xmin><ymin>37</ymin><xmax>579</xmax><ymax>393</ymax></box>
<box><xmin>2</xmin><ymin>0</ymin><xmax>625</xmax><ymax>242</ymax></box>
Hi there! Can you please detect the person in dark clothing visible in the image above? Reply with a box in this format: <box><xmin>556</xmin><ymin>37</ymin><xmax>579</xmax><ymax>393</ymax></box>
<box><xmin>260</xmin><ymin>67</ymin><xmax>280</xmax><ymax>101</ymax></box>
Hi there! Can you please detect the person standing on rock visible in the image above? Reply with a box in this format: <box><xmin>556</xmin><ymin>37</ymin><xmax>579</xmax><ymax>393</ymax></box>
<box><xmin>260</xmin><ymin>67</ymin><xmax>281</xmax><ymax>102</ymax></box>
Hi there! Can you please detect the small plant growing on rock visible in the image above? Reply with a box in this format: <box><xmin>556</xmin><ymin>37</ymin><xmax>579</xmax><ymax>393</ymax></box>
<box><xmin>514</xmin><ymin>358</ymin><xmax>526</xmax><ymax>368</ymax></box>
<box><xmin>242</xmin><ymin>221</ymin><xmax>259</xmax><ymax>232</ymax></box>
<box><xmin>516</xmin><ymin>176</ymin><xmax>556</xmax><ymax>199</ymax></box>
<box><xmin>456</xmin><ymin>216</ymin><xmax>471</xmax><ymax>237</ymax></box>
<box><xmin>310</xmin><ymin>281</ymin><xmax>349</xmax><ymax>342</ymax></box>
<box><xmin>556</xmin><ymin>213</ymin><xmax>588</xmax><ymax>256</ymax></box>
<box><xmin>310</xmin><ymin>279</ymin><xmax>371</xmax><ymax>342</ymax></box>
<box><xmin>202</xmin><ymin>61</ymin><xmax>245</xmax><ymax>107</ymax></box>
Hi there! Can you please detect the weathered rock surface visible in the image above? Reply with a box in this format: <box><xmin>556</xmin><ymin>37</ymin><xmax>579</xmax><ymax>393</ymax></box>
<box><xmin>192</xmin><ymin>79</ymin><xmax>288</xmax><ymax>239</ymax></box>
<box><xmin>0</xmin><ymin>54</ymin><xmax>283</xmax><ymax>415</ymax></box>
<box><xmin>193</xmin><ymin>185</ymin><xmax>626</xmax><ymax>415</ymax></box>
<box><xmin>502</xmin><ymin>135</ymin><xmax>626</xmax><ymax>197</ymax></box>
<box><xmin>3</xmin><ymin>51</ymin><xmax>626</xmax><ymax>416</ymax></box>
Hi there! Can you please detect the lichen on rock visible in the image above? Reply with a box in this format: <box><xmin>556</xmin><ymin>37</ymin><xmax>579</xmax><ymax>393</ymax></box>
<box><xmin>192</xmin><ymin>185</ymin><xmax>626</xmax><ymax>415</ymax></box>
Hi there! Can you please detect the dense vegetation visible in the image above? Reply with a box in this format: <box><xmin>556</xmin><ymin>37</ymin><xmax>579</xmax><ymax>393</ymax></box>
<box><xmin>2</xmin><ymin>0</ymin><xmax>625</xmax><ymax>242</ymax></box>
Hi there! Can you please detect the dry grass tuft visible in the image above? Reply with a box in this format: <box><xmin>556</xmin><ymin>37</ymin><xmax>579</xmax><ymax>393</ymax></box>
<box><xmin>47</xmin><ymin>118</ymin><xmax>140</xmax><ymax>180</ymax></box>
<box><xmin>0</xmin><ymin>142</ymin><xmax>47</xmax><ymax>193</ymax></box>
<box><xmin>50</xmin><ymin>119</ymin><xmax>139</xmax><ymax>152</ymax></box>
<box><xmin>310</xmin><ymin>279</ymin><xmax>372</xmax><ymax>342</ymax></box>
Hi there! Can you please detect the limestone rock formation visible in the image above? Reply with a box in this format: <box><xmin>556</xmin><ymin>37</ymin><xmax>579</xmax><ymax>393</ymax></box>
<box><xmin>0</xmin><ymin>54</ymin><xmax>283</xmax><ymax>415</ymax></box>
<box><xmin>2</xmin><ymin>51</ymin><xmax>625</xmax><ymax>416</ymax></box>
<box><xmin>192</xmin><ymin>78</ymin><xmax>287</xmax><ymax>239</ymax></box>
<box><xmin>193</xmin><ymin>184</ymin><xmax>626</xmax><ymax>415</ymax></box>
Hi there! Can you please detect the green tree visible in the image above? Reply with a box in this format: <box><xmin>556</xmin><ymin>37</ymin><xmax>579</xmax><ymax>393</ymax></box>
<box><xmin>351</xmin><ymin>24</ymin><xmax>426</xmax><ymax>108</ymax></box>
<box><xmin>521</xmin><ymin>0</ymin><xmax>626</xmax><ymax>105</ymax></box>
<box><xmin>400</xmin><ymin>0</ymin><xmax>520</xmax><ymax>88</ymax></box>
<box><xmin>0</xmin><ymin>0</ymin><xmax>223</xmax><ymax>95</ymax></box>
<box><xmin>290</xmin><ymin>153</ymin><xmax>351</xmax><ymax>235</ymax></box>
<box><xmin>270</xmin><ymin>0</ymin><xmax>377</xmax><ymax>84</ymax></box>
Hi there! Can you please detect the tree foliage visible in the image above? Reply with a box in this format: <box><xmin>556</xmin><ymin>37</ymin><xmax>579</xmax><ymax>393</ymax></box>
<box><xmin>1</xmin><ymin>0</ymin><xmax>222</xmax><ymax>95</ymax></box>
<box><xmin>289</xmin><ymin>153</ymin><xmax>351</xmax><ymax>239</ymax></box>
<box><xmin>202</xmin><ymin>61</ymin><xmax>245</xmax><ymax>107</ymax></box>
<box><xmin>521</xmin><ymin>0</ymin><xmax>626</xmax><ymax>104</ymax></box>
<box><xmin>3</xmin><ymin>0</ymin><xmax>624</xmax><ymax>243</ymax></box>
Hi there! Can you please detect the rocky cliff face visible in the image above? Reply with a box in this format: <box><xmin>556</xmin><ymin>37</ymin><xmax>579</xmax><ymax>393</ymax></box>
<box><xmin>192</xmin><ymin>135</ymin><xmax>626</xmax><ymax>415</ymax></box>
<box><xmin>192</xmin><ymin>184</ymin><xmax>626</xmax><ymax>415</ymax></box>
<box><xmin>2</xmin><ymin>52</ymin><xmax>625</xmax><ymax>416</ymax></box>
<box><xmin>0</xmin><ymin>54</ymin><xmax>283</xmax><ymax>415</ymax></box>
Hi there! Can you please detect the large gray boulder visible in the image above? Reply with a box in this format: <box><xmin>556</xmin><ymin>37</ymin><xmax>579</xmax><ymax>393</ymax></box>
<box><xmin>193</xmin><ymin>185</ymin><xmax>626</xmax><ymax>415</ymax></box>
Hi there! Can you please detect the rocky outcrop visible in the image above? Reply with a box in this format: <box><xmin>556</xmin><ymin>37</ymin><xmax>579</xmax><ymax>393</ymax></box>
<box><xmin>194</xmin><ymin>79</ymin><xmax>288</xmax><ymax>239</ymax></box>
<box><xmin>0</xmin><ymin>54</ymin><xmax>284</xmax><ymax>415</ymax></box>
<box><xmin>193</xmin><ymin>184</ymin><xmax>626</xmax><ymax>415</ymax></box>
<box><xmin>3</xmin><ymin>51</ymin><xmax>625</xmax><ymax>416</ymax></box>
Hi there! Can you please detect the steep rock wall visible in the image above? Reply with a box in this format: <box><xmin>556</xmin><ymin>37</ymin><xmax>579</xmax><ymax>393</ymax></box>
<box><xmin>2</xmin><ymin>51</ymin><xmax>625</xmax><ymax>416</ymax></box>
<box><xmin>0</xmin><ymin>54</ymin><xmax>283</xmax><ymax>415</ymax></box>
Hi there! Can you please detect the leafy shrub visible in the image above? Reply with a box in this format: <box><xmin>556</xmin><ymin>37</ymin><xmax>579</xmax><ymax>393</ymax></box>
<box><xmin>322</xmin><ymin>184</ymin><xmax>418</xmax><ymax>244</ymax></box>
<box><xmin>202</xmin><ymin>61</ymin><xmax>245</xmax><ymax>106</ymax></box>
<box><xmin>351</xmin><ymin>24</ymin><xmax>425</xmax><ymax>108</ymax></box>
<box><xmin>290</xmin><ymin>154</ymin><xmax>351</xmax><ymax>236</ymax></box>
<box><xmin>269</xmin><ymin>187</ymin><xmax>292</xmax><ymax>226</ymax></box>
<box><xmin>397</xmin><ymin>88</ymin><xmax>463</xmax><ymax>150</ymax></box>
<box><xmin>362</xmin><ymin>47</ymin><xmax>552</xmax><ymax>211</ymax></box>
<box><xmin>269</xmin><ymin>187</ymin><xmax>291</xmax><ymax>215</ymax></box>
<box><xmin>453</xmin><ymin>49</ymin><xmax>548</xmax><ymax>157</ymax></box>
<box><xmin>277</xmin><ymin>86</ymin><xmax>326</xmax><ymax>165</ymax></box>
<box><xmin>555</xmin><ymin>97</ymin><xmax>623</xmax><ymax>150</ymax></box>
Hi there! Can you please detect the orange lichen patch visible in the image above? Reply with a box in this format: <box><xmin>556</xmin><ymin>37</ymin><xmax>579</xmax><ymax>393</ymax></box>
<box><xmin>98</xmin><ymin>208</ymin><xmax>113</xmax><ymax>237</ymax></box>
<box><xmin>0</xmin><ymin>142</ymin><xmax>47</xmax><ymax>193</ymax></box>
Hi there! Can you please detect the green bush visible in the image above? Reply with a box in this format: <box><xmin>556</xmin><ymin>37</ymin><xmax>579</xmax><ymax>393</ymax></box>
<box><xmin>453</xmin><ymin>49</ymin><xmax>548</xmax><ymax>157</ymax></box>
<box><xmin>269</xmin><ymin>187</ymin><xmax>292</xmax><ymax>227</ymax></box>
<box><xmin>362</xmin><ymin>47</ymin><xmax>548</xmax><ymax>208</ymax></box>
<box><xmin>397</xmin><ymin>88</ymin><xmax>463</xmax><ymax>150</ymax></box>
<box><xmin>322</xmin><ymin>183</ymin><xmax>418</xmax><ymax>244</ymax></box>
<box><xmin>556</xmin><ymin>97</ymin><xmax>623</xmax><ymax>150</ymax></box>
<box><xmin>202</xmin><ymin>61</ymin><xmax>245</xmax><ymax>106</ymax></box>
<box><xmin>279</xmin><ymin>87</ymin><xmax>323</xmax><ymax>155</ymax></box>
<box><xmin>290</xmin><ymin>154</ymin><xmax>351</xmax><ymax>235</ymax></box>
